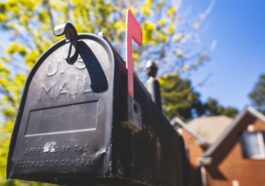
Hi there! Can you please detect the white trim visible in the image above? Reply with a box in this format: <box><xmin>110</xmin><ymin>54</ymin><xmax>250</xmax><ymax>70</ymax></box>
<box><xmin>232</xmin><ymin>179</ymin><xmax>240</xmax><ymax>186</ymax></box>
<box><xmin>200</xmin><ymin>166</ymin><xmax>207</xmax><ymax>186</ymax></box>
<box><xmin>257</xmin><ymin>132</ymin><xmax>265</xmax><ymax>158</ymax></box>
<box><xmin>171</xmin><ymin>117</ymin><xmax>208</xmax><ymax>146</ymax></box>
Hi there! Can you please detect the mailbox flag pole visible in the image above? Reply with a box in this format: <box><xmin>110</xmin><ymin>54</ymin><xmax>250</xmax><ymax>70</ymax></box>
<box><xmin>125</xmin><ymin>9</ymin><xmax>142</xmax><ymax>98</ymax></box>
<box><xmin>123</xmin><ymin>9</ymin><xmax>143</xmax><ymax>132</ymax></box>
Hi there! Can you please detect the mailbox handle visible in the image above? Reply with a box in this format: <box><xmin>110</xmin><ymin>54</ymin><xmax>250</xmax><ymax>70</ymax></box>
<box><xmin>54</xmin><ymin>23</ymin><xmax>79</xmax><ymax>64</ymax></box>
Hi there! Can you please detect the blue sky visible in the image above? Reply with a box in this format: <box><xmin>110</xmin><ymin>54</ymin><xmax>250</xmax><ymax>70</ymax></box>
<box><xmin>184</xmin><ymin>0</ymin><xmax>265</xmax><ymax>111</ymax></box>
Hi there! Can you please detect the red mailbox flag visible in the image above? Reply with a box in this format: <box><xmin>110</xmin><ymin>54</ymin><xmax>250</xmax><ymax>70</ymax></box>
<box><xmin>126</xmin><ymin>9</ymin><xmax>142</xmax><ymax>98</ymax></box>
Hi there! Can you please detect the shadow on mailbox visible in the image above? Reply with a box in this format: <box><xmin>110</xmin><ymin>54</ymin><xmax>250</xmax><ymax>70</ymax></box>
<box><xmin>7</xmin><ymin>24</ymin><xmax>188</xmax><ymax>186</ymax></box>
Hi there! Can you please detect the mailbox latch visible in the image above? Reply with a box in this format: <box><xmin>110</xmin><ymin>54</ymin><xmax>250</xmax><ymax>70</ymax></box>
<box><xmin>54</xmin><ymin>22</ymin><xmax>79</xmax><ymax>64</ymax></box>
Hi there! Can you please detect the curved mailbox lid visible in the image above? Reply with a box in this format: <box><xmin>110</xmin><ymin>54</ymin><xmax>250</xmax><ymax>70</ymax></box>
<box><xmin>7</xmin><ymin>34</ymin><xmax>115</xmax><ymax>183</ymax></box>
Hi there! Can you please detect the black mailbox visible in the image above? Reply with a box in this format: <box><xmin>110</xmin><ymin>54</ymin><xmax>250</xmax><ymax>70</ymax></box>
<box><xmin>7</xmin><ymin>24</ymin><xmax>187</xmax><ymax>186</ymax></box>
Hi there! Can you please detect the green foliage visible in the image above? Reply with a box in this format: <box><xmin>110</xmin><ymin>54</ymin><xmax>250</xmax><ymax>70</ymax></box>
<box><xmin>0</xmin><ymin>0</ymin><xmax>210</xmax><ymax>185</ymax></box>
<box><xmin>160</xmin><ymin>74</ymin><xmax>238</xmax><ymax>121</ymax></box>
<box><xmin>159</xmin><ymin>73</ymin><xmax>205</xmax><ymax>121</ymax></box>
<box><xmin>204</xmin><ymin>98</ymin><xmax>238</xmax><ymax>118</ymax></box>
<box><xmin>249</xmin><ymin>74</ymin><xmax>265</xmax><ymax>114</ymax></box>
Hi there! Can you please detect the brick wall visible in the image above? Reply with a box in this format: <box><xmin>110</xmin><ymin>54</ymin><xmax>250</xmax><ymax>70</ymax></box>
<box><xmin>182</xmin><ymin>130</ymin><xmax>204</xmax><ymax>186</ymax></box>
<box><xmin>205</xmin><ymin>119</ymin><xmax>265</xmax><ymax>186</ymax></box>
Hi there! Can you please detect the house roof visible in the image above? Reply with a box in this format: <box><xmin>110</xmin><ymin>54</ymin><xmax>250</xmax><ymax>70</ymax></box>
<box><xmin>171</xmin><ymin>117</ymin><xmax>208</xmax><ymax>146</ymax></box>
<box><xmin>203</xmin><ymin>107</ymin><xmax>265</xmax><ymax>158</ymax></box>
<box><xmin>187</xmin><ymin>116</ymin><xmax>233</xmax><ymax>145</ymax></box>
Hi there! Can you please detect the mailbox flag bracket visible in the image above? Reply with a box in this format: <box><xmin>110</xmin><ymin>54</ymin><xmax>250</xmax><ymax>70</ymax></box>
<box><xmin>123</xmin><ymin>96</ymin><xmax>142</xmax><ymax>132</ymax></box>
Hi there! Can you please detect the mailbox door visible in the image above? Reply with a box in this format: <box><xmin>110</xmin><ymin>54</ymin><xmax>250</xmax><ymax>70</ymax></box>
<box><xmin>7</xmin><ymin>34</ymin><xmax>115</xmax><ymax>184</ymax></box>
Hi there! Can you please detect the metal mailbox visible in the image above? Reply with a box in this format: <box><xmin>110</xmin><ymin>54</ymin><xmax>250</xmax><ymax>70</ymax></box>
<box><xmin>7</xmin><ymin>24</ymin><xmax>187</xmax><ymax>186</ymax></box>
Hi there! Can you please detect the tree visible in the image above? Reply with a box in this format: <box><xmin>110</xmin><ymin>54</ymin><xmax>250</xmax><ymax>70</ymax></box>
<box><xmin>249</xmin><ymin>74</ymin><xmax>265</xmax><ymax>114</ymax></box>
<box><xmin>0</xmin><ymin>0</ymin><xmax>211</xmax><ymax>185</ymax></box>
<box><xmin>159</xmin><ymin>73</ymin><xmax>205</xmax><ymax>121</ymax></box>
<box><xmin>160</xmin><ymin>74</ymin><xmax>238</xmax><ymax>121</ymax></box>
<box><xmin>204</xmin><ymin>98</ymin><xmax>238</xmax><ymax>118</ymax></box>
